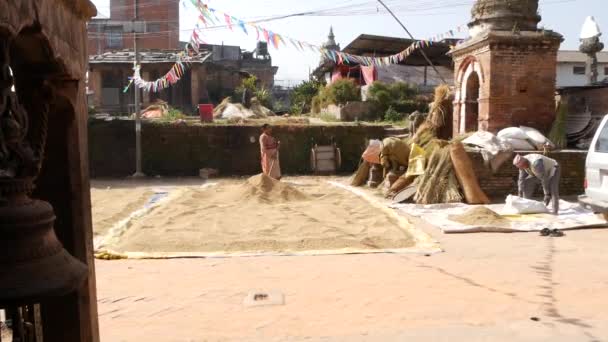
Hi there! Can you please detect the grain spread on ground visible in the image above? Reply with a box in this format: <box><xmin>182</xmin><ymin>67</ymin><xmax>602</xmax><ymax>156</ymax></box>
<box><xmin>448</xmin><ymin>207</ymin><xmax>509</xmax><ymax>227</ymax></box>
<box><xmin>91</xmin><ymin>187</ymin><xmax>154</xmax><ymax>237</ymax></box>
<box><xmin>92</xmin><ymin>176</ymin><xmax>415</xmax><ymax>254</ymax></box>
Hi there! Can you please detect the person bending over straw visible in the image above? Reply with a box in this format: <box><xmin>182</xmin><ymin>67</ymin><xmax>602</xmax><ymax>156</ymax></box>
<box><xmin>259</xmin><ymin>124</ymin><xmax>281</xmax><ymax>180</ymax></box>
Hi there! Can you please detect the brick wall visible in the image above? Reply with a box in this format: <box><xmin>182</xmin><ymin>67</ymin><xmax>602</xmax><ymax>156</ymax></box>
<box><xmin>88</xmin><ymin>119</ymin><xmax>386</xmax><ymax>177</ymax></box>
<box><xmin>88</xmin><ymin>0</ymin><xmax>180</xmax><ymax>55</ymax></box>
<box><xmin>452</xmin><ymin>32</ymin><xmax>562</xmax><ymax>136</ymax></box>
<box><xmin>468</xmin><ymin>150</ymin><xmax>586</xmax><ymax>197</ymax></box>
<box><xmin>560</xmin><ymin>86</ymin><xmax>608</xmax><ymax>117</ymax></box>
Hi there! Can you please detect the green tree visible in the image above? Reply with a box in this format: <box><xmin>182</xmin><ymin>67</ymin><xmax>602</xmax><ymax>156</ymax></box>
<box><xmin>289</xmin><ymin>80</ymin><xmax>322</xmax><ymax>114</ymax></box>
<box><xmin>233</xmin><ymin>75</ymin><xmax>274</xmax><ymax>110</ymax></box>
<box><xmin>367</xmin><ymin>81</ymin><xmax>426</xmax><ymax>120</ymax></box>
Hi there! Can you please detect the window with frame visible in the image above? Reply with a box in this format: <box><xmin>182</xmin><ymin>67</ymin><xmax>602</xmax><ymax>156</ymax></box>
<box><xmin>106</xmin><ymin>26</ymin><xmax>123</xmax><ymax>49</ymax></box>
<box><xmin>147</xmin><ymin>23</ymin><xmax>161</xmax><ymax>33</ymax></box>
<box><xmin>604</xmin><ymin>66</ymin><xmax>608</xmax><ymax>76</ymax></box>
<box><xmin>596</xmin><ymin>121</ymin><xmax>608</xmax><ymax>153</ymax></box>
<box><xmin>573</xmin><ymin>66</ymin><xmax>586</xmax><ymax>75</ymax></box>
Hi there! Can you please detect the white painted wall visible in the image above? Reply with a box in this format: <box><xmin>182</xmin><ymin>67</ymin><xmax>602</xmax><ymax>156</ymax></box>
<box><xmin>376</xmin><ymin>65</ymin><xmax>454</xmax><ymax>88</ymax></box>
<box><xmin>557</xmin><ymin>62</ymin><xmax>608</xmax><ymax>87</ymax></box>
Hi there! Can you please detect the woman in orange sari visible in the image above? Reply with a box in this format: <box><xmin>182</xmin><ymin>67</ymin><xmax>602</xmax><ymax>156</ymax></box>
<box><xmin>259</xmin><ymin>124</ymin><xmax>281</xmax><ymax>179</ymax></box>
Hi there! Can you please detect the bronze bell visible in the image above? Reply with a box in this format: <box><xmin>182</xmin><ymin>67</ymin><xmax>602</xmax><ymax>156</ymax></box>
<box><xmin>0</xmin><ymin>179</ymin><xmax>88</xmax><ymax>305</ymax></box>
<box><xmin>0</xmin><ymin>42</ymin><xmax>87</xmax><ymax>306</ymax></box>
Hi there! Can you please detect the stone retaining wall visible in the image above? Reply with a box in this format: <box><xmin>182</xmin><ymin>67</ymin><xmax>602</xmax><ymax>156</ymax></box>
<box><xmin>89</xmin><ymin>119</ymin><xmax>586</xmax><ymax>196</ymax></box>
<box><xmin>88</xmin><ymin>119</ymin><xmax>385</xmax><ymax>177</ymax></box>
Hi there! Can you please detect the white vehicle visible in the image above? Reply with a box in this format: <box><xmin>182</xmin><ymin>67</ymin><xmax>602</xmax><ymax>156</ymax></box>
<box><xmin>579</xmin><ymin>114</ymin><xmax>608</xmax><ymax>221</ymax></box>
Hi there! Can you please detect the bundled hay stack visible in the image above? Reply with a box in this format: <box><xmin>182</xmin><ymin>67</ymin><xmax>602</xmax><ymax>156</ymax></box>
<box><xmin>250</xmin><ymin>97</ymin><xmax>275</xmax><ymax>117</ymax></box>
<box><xmin>549</xmin><ymin>100</ymin><xmax>568</xmax><ymax>149</ymax></box>
<box><xmin>213</xmin><ymin>97</ymin><xmax>232</xmax><ymax>118</ymax></box>
<box><xmin>141</xmin><ymin>100</ymin><xmax>169</xmax><ymax>119</ymax></box>
<box><xmin>355</xmin><ymin>84</ymin><xmax>487</xmax><ymax>205</ymax></box>
<box><xmin>213</xmin><ymin>97</ymin><xmax>273</xmax><ymax>120</ymax></box>
<box><xmin>413</xmin><ymin>144</ymin><xmax>462</xmax><ymax>204</ymax></box>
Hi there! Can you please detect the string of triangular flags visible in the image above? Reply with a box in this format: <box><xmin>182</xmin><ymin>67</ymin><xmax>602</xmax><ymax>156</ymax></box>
<box><xmin>124</xmin><ymin>37</ymin><xmax>204</xmax><ymax>93</ymax></box>
<box><xmin>188</xmin><ymin>0</ymin><xmax>468</xmax><ymax>67</ymax></box>
<box><xmin>127</xmin><ymin>59</ymin><xmax>188</xmax><ymax>93</ymax></box>
<box><xmin>126</xmin><ymin>0</ymin><xmax>469</xmax><ymax>93</ymax></box>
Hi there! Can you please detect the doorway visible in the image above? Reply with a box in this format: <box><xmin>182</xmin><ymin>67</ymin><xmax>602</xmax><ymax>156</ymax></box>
<box><xmin>464</xmin><ymin>71</ymin><xmax>480</xmax><ymax>132</ymax></box>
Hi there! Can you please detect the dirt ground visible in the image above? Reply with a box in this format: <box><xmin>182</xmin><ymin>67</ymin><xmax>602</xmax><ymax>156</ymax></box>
<box><xmin>93</xmin><ymin>179</ymin><xmax>608</xmax><ymax>341</ymax></box>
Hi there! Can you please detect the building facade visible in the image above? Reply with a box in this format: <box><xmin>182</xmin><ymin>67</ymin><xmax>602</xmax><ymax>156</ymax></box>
<box><xmin>450</xmin><ymin>0</ymin><xmax>562</xmax><ymax>136</ymax></box>
<box><xmin>88</xmin><ymin>43</ymin><xmax>278</xmax><ymax>114</ymax></box>
<box><xmin>88</xmin><ymin>0</ymin><xmax>180</xmax><ymax>55</ymax></box>
<box><xmin>313</xmin><ymin>30</ymin><xmax>456</xmax><ymax>92</ymax></box>
<box><xmin>556</xmin><ymin>51</ymin><xmax>608</xmax><ymax>87</ymax></box>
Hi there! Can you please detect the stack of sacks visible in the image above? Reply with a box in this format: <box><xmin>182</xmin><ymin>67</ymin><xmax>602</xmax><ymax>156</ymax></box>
<box><xmin>497</xmin><ymin>126</ymin><xmax>554</xmax><ymax>151</ymax></box>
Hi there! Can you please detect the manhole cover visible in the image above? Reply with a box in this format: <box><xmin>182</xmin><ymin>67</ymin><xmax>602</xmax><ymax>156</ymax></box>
<box><xmin>243</xmin><ymin>290</ymin><xmax>285</xmax><ymax>307</ymax></box>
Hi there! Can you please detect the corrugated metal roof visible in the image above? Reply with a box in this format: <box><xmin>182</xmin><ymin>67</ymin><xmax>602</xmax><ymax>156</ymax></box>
<box><xmin>557</xmin><ymin>50</ymin><xmax>608</xmax><ymax>63</ymax></box>
<box><xmin>89</xmin><ymin>49</ymin><xmax>212</xmax><ymax>64</ymax></box>
<box><xmin>341</xmin><ymin>34</ymin><xmax>458</xmax><ymax>67</ymax></box>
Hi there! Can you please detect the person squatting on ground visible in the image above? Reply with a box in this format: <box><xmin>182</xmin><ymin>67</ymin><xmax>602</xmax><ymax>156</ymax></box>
<box><xmin>380</xmin><ymin>137</ymin><xmax>410</xmax><ymax>176</ymax></box>
<box><xmin>513</xmin><ymin>153</ymin><xmax>561</xmax><ymax>215</ymax></box>
<box><xmin>259</xmin><ymin>124</ymin><xmax>281</xmax><ymax>180</ymax></box>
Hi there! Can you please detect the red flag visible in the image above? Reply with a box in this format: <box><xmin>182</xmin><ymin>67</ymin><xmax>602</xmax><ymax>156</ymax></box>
<box><xmin>254</xmin><ymin>25</ymin><xmax>260</xmax><ymax>41</ymax></box>
<box><xmin>224</xmin><ymin>14</ymin><xmax>233</xmax><ymax>31</ymax></box>
<box><xmin>263</xmin><ymin>29</ymin><xmax>270</xmax><ymax>43</ymax></box>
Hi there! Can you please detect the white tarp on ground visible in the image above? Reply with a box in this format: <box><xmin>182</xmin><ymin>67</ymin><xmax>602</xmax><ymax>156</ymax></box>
<box><xmin>391</xmin><ymin>201</ymin><xmax>608</xmax><ymax>233</ymax></box>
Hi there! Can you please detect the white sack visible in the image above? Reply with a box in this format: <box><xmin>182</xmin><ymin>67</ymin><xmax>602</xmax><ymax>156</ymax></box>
<box><xmin>497</xmin><ymin>127</ymin><xmax>528</xmax><ymax>140</ymax></box>
<box><xmin>503</xmin><ymin>195</ymin><xmax>549</xmax><ymax>215</ymax></box>
<box><xmin>502</xmin><ymin>137</ymin><xmax>536</xmax><ymax>150</ymax></box>
<box><xmin>520</xmin><ymin>126</ymin><xmax>554</xmax><ymax>149</ymax></box>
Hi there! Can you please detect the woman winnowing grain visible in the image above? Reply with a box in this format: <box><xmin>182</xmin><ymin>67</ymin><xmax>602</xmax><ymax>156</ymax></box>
<box><xmin>259</xmin><ymin>124</ymin><xmax>281</xmax><ymax>180</ymax></box>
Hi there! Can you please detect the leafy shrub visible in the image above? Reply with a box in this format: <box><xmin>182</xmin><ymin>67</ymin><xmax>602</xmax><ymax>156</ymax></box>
<box><xmin>289</xmin><ymin>80</ymin><xmax>322</xmax><ymax>114</ymax></box>
<box><xmin>254</xmin><ymin>87</ymin><xmax>272</xmax><ymax>109</ymax></box>
<box><xmin>232</xmin><ymin>75</ymin><xmax>275</xmax><ymax>110</ymax></box>
<box><xmin>311</xmin><ymin>95</ymin><xmax>321</xmax><ymax>114</ymax></box>
<box><xmin>368</xmin><ymin>81</ymin><xmax>422</xmax><ymax>113</ymax></box>
<box><xmin>314</xmin><ymin>79</ymin><xmax>362</xmax><ymax>112</ymax></box>
<box><xmin>325</xmin><ymin>79</ymin><xmax>361</xmax><ymax>105</ymax></box>
<box><xmin>384</xmin><ymin>106</ymin><xmax>404</xmax><ymax>122</ymax></box>
<box><xmin>161</xmin><ymin>107</ymin><xmax>186</xmax><ymax>122</ymax></box>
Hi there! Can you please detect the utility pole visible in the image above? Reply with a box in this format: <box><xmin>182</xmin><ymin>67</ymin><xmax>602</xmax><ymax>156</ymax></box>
<box><xmin>132</xmin><ymin>0</ymin><xmax>145</xmax><ymax>177</ymax></box>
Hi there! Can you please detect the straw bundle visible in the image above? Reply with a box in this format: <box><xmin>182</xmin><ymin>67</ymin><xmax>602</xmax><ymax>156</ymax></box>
<box><xmin>350</xmin><ymin>160</ymin><xmax>371</xmax><ymax>187</ymax></box>
<box><xmin>549</xmin><ymin>100</ymin><xmax>568</xmax><ymax>149</ymax></box>
<box><xmin>413</xmin><ymin>146</ymin><xmax>462</xmax><ymax>204</ymax></box>
<box><xmin>213</xmin><ymin>97</ymin><xmax>232</xmax><ymax>117</ymax></box>
<box><xmin>427</xmin><ymin>84</ymin><xmax>450</xmax><ymax>129</ymax></box>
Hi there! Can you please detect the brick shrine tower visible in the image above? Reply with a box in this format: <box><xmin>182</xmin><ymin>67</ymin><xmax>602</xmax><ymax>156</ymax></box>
<box><xmin>450</xmin><ymin>0</ymin><xmax>563</xmax><ymax>136</ymax></box>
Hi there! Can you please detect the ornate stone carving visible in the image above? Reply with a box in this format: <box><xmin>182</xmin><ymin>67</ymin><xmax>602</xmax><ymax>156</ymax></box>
<box><xmin>470</xmin><ymin>0</ymin><xmax>541</xmax><ymax>33</ymax></box>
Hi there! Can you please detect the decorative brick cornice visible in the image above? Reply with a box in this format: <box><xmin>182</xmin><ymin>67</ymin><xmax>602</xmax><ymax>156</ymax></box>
<box><xmin>450</xmin><ymin>30</ymin><xmax>562</xmax><ymax>56</ymax></box>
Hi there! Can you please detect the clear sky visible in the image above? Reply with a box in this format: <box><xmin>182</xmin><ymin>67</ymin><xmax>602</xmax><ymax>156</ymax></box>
<box><xmin>92</xmin><ymin>0</ymin><xmax>606</xmax><ymax>85</ymax></box>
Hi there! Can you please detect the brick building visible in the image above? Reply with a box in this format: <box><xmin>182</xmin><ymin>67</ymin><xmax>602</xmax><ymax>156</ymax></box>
<box><xmin>88</xmin><ymin>0</ymin><xmax>179</xmax><ymax>55</ymax></box>
<box><xmin>450</xmin><ymin>0</ymin><xmax>563</xmax><ymax>136</ymax></box>
<box><xmin>88</xmin><ymin>43</ymin><xmax>278</xmax><ymax>114</ymax></box>
<box><xmin>313</xmin><ymin>29</ymin><xmax>456</xmax><ymax>92</ymax></box>
<box><xmin>86</xmin><ymin>1</ymin><xmax>278</xmax><ymax>114</ymax></box>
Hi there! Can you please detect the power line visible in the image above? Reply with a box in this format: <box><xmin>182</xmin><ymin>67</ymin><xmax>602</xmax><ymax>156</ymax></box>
<box><xmin>376</xmin><ymin>0</ymin><xmax>448</xmax><ymax>83</ymax></box>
